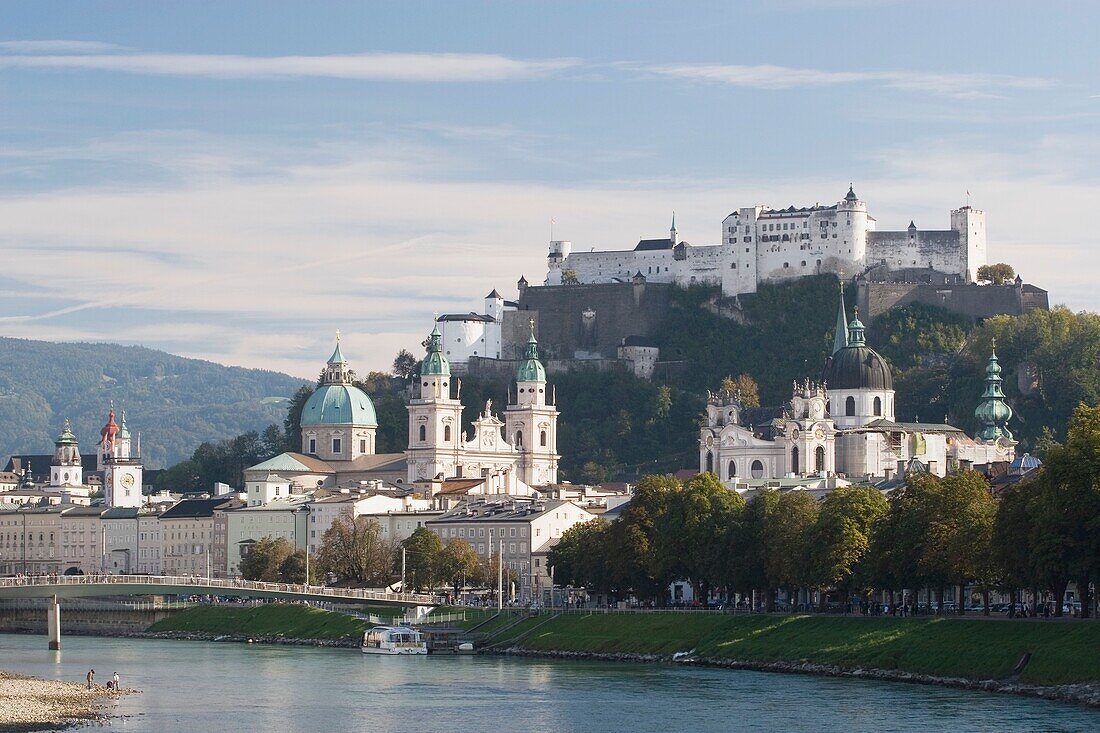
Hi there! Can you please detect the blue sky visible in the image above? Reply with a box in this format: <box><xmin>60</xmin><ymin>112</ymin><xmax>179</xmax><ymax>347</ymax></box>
<box><xmin>1</xmin><ymin>1</ymin><xmax>1097</xmax><ymax>377</ymax></box>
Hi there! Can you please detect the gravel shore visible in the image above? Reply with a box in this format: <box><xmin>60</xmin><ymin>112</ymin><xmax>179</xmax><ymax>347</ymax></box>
<box><xmin>0</xmin><ymin>670</ymin><xmax>135</xmax><ymax>731</ymax></box>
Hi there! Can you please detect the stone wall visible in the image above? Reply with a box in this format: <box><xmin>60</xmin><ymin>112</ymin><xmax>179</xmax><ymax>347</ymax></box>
<box><xmin>856</xmin><ymin>281</ymin><xmax>1049</xmax><ymax>321</ymax></box>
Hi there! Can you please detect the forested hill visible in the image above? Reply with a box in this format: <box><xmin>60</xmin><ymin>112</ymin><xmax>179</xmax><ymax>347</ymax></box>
<box><xmin>0</xmin><ymin>337</ymin><xmax>307</xmax><ymax>468</ymax></box>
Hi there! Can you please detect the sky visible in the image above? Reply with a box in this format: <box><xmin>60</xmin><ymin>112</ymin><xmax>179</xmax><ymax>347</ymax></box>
<box><xmin>1</xmin><ymin>1</ymin><xmax>1097</xmax><ymax>379</ymax></box>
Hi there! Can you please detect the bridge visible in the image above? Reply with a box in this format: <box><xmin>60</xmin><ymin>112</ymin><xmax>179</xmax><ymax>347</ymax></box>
<box><xmin>0</xmin><ymin>575</ymin><xmax>436</xmax><ymax>649</ymax></box>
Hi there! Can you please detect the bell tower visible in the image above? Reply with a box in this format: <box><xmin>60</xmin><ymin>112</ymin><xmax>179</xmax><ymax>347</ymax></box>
<box><xmin>505</xmin><ymin>321</ymin><xmax>559</xmax><ymax>485</ymax></box>
<box><xmin>406</xmin><ymin>324</ymin><xmax>464</xmax><ymax>482</ymax></box>
<box><xmin>101</xmin><ymin>407</ymin><xmax>143</xmax><ymax>507</ymax></box>
<box><xmin>50</xmin><ymin>419</ymin><xmax>83</xmax><ymax>487</ymax></box>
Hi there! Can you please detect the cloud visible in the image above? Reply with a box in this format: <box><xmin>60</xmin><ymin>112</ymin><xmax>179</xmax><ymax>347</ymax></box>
<box><xmin>641</xmin><ymin>62</ymin><xmax>1053</xmax><ymax>99</ymax></box>
<box><xmin>0</xmin><ymin>39</ymin><xmax>122</xmax><ymax>53</ymax></box>
<box><xmin>0</xmin><ymin>49</ymin><xmax>579</xmax><ymax>81</ymax></box>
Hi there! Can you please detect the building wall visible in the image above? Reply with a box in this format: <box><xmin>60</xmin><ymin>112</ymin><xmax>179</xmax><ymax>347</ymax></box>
<box><xmin>103</xmin><ymin>517</ymin><xmax>137</xmax><ymax>574</ymax></box>
<box><xmin>161</xmin><ymin>517</ymin><xmax>215</xmax><ymax>576</ymax></box>
<box><xmin>225</xmin><ymin>508</ymin><xmax>303</xmax><ymax>576</ymax></box>
<box><xmin>60</xmin><ymin>513</ymin><xmax>103</xmax><ymax>575</ymax></box>
<box><xmin>137</xmin><ymin>514</ymin><xmax>161</xmax><ymax>574</ymax></box>
<box><xmin>438</xmin><ymin>318</ymin><xmax>502</xmax><ymax>371</ymax></box>
<box><xmin>856</xmin><ymin>280</ymin><xmax>1048</xmax><ymax>321</ymax></box>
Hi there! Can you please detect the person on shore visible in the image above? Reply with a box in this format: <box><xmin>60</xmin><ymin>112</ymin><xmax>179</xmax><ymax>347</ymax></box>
<box><xmin>113</xmin><ymin>672</ymin><xmax>120</xmax><ymax>690</ymax></box>
<box><xmin>86</xmin><ymin>669</ymin><xmax>95</xmax><ymax>689</ymax></box>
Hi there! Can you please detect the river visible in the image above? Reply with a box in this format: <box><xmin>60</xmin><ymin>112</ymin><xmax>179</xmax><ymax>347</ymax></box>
<box><xmin>2</xmin><ymin>634</ymin><xmax>1098</xmax><ymax>732</ymax></box>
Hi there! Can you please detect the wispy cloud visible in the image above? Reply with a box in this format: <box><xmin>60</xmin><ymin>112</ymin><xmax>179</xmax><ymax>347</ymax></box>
<box><xmin>0</xmin><ymin>39</ymin><xmax>122</xmax><ymax>53</ymax></box>
<box><xmin>0</xmin><ymin>49</ymin><xmax>579</xmax><ymax>82</ymax></box>
<box><xmin>641</xmin><ymin>63</ymin><xmax>1053</xmax><ymax>99</ymax></box>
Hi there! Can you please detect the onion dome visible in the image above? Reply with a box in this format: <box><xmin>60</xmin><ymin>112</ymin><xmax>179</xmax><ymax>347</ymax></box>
<box><xmin>974</xmin><ymin>339</ymin><xmax>1013</xmax><ymax>441</ymax></box>
<box><xmin>100</xmin><ymin>407</ymin><xmax>119</xmax><ymax>446</ymax></box>
<box><xmin>821</xmin><ymin>307</ymin><xmax>893</xmax><ymax>390</ymax></box>
<box><xmin>845</xmin><ymin>184</ymin><xmax>858</xmax><ymax>202</ymax></box>
<box><xmin>55</xmin><ymin>418</ymin><xmax>78</xmax><ymax>446</ymax></box>
<box><xmin>516</xmin><ymin>323</ymin><xmax>546</xmax><ymax>383</ymax></box>
<box><xmin>53</xmin><ymin>419</ymin><xmax>80</xmax><ymax>467</ymax></box>
<box><xmin>301</xmin><ymin>337</ymin><xmax>377</xmax><ymax>427</ymax></box>
<box><xmin>420</xmin><ymin>323</ymin><xmax>450</xmax><ymax>377</ymax></box>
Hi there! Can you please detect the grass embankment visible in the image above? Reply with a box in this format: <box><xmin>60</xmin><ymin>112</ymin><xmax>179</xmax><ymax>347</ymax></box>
<box><xmin>511</xmin><ymin>613</ymin><xmax>1100</xmax><ymax>686</ymax></box>
<box><xmin>146</xmin><ymin>604</ymin><xmax>372</xmax><ymax>640</ymax></box>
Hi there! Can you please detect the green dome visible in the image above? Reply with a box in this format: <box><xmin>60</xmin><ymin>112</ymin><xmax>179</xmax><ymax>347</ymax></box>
<box><xmin>421</xmin><ymin>324</ymin><xmax>450</xmax><ymax>377</ymax></box>
<box><xmin>55</xmin><ymin>419</ymin><xmax>78</xmax><ymax>445</ymax></box>
<box><xmin>516</xmin><ymin>329</ymin><xmax>546</xmax><ymax>383</ymax></box>
<box><xmin>301</xmin><ymin>384</ymin><xmax>377</xmax><ymax>427</ymax></box>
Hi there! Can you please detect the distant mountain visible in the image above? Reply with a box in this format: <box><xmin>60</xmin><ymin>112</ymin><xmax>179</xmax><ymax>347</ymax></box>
<box><xmin>0</xmin><ymin>338</ymin><xmax>307</xmax><ymax>468</ymax></box>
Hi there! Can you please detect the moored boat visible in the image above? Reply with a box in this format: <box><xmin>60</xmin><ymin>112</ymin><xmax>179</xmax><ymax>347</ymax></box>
<box><xmin>361</xmin><ymin>625</ymin><xmax>427</xmax><ymax>655</ymax></box>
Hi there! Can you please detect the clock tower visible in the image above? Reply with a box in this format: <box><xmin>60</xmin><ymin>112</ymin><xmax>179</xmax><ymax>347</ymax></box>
<box><xmin>100</xmin><ymin>408</ymin><xmax>143</xmax><ymax>508</ymax></box>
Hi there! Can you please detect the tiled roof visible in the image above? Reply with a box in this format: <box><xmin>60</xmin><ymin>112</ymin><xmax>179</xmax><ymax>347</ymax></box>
<box><xmin>247</xmin><ymin>452</ymin><xmax>334</xmax><ymax>474</ymax></box>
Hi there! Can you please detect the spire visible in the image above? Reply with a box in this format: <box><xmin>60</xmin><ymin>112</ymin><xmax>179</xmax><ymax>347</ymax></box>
<box><xmin>327</xmin><ymin>330</ymin><xmax>347</xmax><ymax>366</ymax></box>
<box><xmin>975</xmin><ymin>338</ymin><xmax>1013</xmax><ymax>441</ymax></box>
<box><xmin>669</xmin><ymin>212</ymin><xmax>678</xmax><ymax>245</ymax></box>
<box><xmin>56</xmin><ymin>418</ymin><xmax>77</xmax><ymax>445</ymax></box>
<box><xmin>420</xmin><ymin>322</ymin><xmax>450</xmax><ymax>376</ymax></box>
<box><xmin>516</xmin><ymin>318</ymin><xmax>546</xmax><ymax>383</ymax></box>
<box><xmin>322</xmin><ymin>331</ymin><xmax>353</xmax><ymax>384</ymax></box>
<box><xmin>832</xmin><ymin>281</ymin><xmax>850</xmax><ymax>354</ymax></box>
<box><xmin>847</xmin><ymin>306</ymin><xmax>866</xmax><ymax>346</ymax></box>
<box><xmin>671</xmin><ymin>211</ymin><xmax>676</xmax><ymax>232</ymax></box>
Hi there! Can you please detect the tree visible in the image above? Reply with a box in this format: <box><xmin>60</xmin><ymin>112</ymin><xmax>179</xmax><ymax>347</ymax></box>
<box><xmin>279</xmin><ymin>550</ymin><xmax>319</xmax><ymax>584</ymax></box>
<box><xmin>316</xmin><ymin>512</ymin><xmax>394</xmax><ymax>586</ymax></box>
<box><xmin>283</xmin><ymin>384</ymin><xmax>315</xmax><ymax>452</ymax></box>
<box><xmin>993</xmin><ymin>482</ymin><xmax>1038</xmax><ymax>616</ymax></box>
<box><xmin>806</xmin><ymin>485</ymin><xmax>888</xmax><ymax>608</ymax></box>
<box><xmin>561</xmin><ymin>269</ymin><xmax>579</xmax><ymax>285</ymax></box>
<box><xmin>154</xmin><ymin>460</ymin><xmax>202</xmax><ymax>493</ymax></box>
<box><xmin>764</xmin><ymin>491</ymin><xmax>819</xmax><ymax>609</ymax></box>
<box><xmin>607</xmin><ymin>474</ymin><xmax>679</xmax><ymax>602</ymax></box>
<box><xmin>239</xmin><ymin>536</ymin><xmax>295</xmax><ymax>582</ymax></box>
<box><xmin>977</xmin><ymin>263</ymin><xmax>1016</xmax><ymax>285</ymax></box>
<box><xmin>719</xmin><ymin>374</ymin><xmax>761</xmax><ymax>408</ymax></box>
<box><xmin>437</xmin><ymin>538</ymin><xmax>481</xmax><ymax>599</ymax></box>
<box><xmin>401</xmin><ymin>528</ymin><xmax>443</xmax><ymax>591</ymax></box>
<box><xmin>392</xmin><ymin>349</ymin><xmax>419</xmax><ymax>380</ymax></box>
<box><xmin>260</xmin><ymin>424</ymin><xmax>287</xmax><ymax>457</ymax></box>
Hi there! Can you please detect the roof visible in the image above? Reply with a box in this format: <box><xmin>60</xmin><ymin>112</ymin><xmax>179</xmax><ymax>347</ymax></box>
<box><xmin>486</xmin><ymin>289</ymin><xmax>503</xmax><ymax>299</ymax></box>
<box><xmin>5</xmin><ymin>454</ymin><xmax>99</xmax><ymax>476</ymax></box>
<box><xmin>343</xmin><ymin>453</ymin><xmax>407</xmax><ymax>473</ymax></box>
<box><xmin>429</xmin><ymin>499</ymin><xmax>582</xmax><ymax>523</ymax></box>
<box><xmin>621</xmin><ymin>335</ymin><xmax>658</xmax><ymax>348</ymax></box>
<box><xmin>301</xmin><ymin>383</ymin><xmax>378</xmax><ymax>427</ymax></box>
<box><xmin>101</xmin><ymin>507</ymin><xmax>139</xmax><ymax>519</ymax></box>
<box><xmin>61</xmin><ymin>506</ymin><xmax>105</xmax><ymax>517</ymax></box>
<box><xmin>247</xmin><ymin>452</ymin><xmax>334</xmax><ymax>475</ymax></box>
<box><xmin>634</xmin><ymin>237</ymin><xmax>673</xmax><ymax>252</ymax></box>
<box><xmin>159</xmin><ymin>497</ymin><xmax>237</xmax><ymax>520</ymax></box>
<box><xmin>437</xmin><ymin>479</ymin><xmax>488</xmax><ymax>495</ymax></box>
<box><xmin>821</xmin><ymin>344</ymin><xmax>893</xmax><ymax>391</ymax></box>
<box><xmin>437</xmin><ymin>313</ymin><xmax>495</xmax><ymax>323</ymax></box>
<box><xmin>860</xmin><ymin>420</ymin><xmax>966</xmax><ymax>434</ymax></box>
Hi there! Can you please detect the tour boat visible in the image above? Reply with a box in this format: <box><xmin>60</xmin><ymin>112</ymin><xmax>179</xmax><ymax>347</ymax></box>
<box><xmin>361</xmin><ymin>625</ymin><xmax>427</xmax><ymax>655</ymax></box>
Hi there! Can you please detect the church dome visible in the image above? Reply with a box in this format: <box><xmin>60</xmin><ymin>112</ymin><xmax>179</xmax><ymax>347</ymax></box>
<box><xmin>516</xmin><ymin>325</ymin><xmax>546</xmax><ymax>383</ymax></box>
<box><xmin>301</xmin><ymin>384</ymin><xmax>377</xmax><ymax>427</ymax></box>
<box><xmin>420</xmin><ymin>324</ymin><xmax>450</xmax><ymax>377</ymax></box>
<box><xmin>821</xmin><ymin>312</ymin><xmax>893</xmax><ymax>390</ymax></box>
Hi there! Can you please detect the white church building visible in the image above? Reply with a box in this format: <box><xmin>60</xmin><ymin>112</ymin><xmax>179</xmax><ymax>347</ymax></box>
<box><xmin>700</xmin><ymin>287</ymin><xmax>1015</xmax><ymax>485</ymax></box>
<box><xmin>546</xmin><ymin>187</ymin><xmax>986</xmax><ymax>296</ymax></box>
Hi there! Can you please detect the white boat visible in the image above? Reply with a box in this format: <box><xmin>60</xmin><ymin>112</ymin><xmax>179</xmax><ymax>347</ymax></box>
<box><xmin>361</xmin><ymin>625</ymin><xmax>427</xmax><ymax>655</ymax></box>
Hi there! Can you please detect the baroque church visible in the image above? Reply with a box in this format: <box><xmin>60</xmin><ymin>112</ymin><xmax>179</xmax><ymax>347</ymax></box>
<box><xmin>700</xmin><ymin>286</ymin><xmax>1016</xmax><ymax>485</ymax></box>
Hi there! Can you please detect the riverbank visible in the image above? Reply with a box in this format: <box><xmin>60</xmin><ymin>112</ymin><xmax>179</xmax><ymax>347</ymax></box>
<box><xmin>0</xmin><ymin>670</ymin><xmax>135</xmax><ymax>731</ymax></box>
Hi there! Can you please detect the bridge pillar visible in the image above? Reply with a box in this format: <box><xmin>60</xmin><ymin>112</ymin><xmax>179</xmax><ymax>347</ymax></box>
<box><xmin>47</xmin><ymin>595</ymin><xmax>61</xmax><ymax>651</ymax></box>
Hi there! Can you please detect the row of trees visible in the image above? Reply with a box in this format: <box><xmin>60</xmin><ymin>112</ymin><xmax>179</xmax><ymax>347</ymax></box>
<box><xmin>548</xmin><ymin>404</ymin><xmax>1100</xmax><ymax>617</ymax></box>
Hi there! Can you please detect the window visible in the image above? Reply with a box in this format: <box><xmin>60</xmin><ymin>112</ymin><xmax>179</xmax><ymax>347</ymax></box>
<box><xmin>515</xmin><ymin>431</ymin><xmax>523</xmax><ymax>448</ymax></box>
<box><xmin>418</xmin><ymin>425</ymin><xmax>426</xmax><ymax>442</ymax></box>
<box><xmin>751</xmin><ymin>460</ymin><xmax>764</xmax><ymax>479</ymax></box>
<box><xmin>705</xmin><ymin>451</ymin><xmax>714</xmax><ymax>473</ymax></box>
<box><xmin>846</xmin><ymin>396</ymin><xmax>856</xmax><ymax>416</ymax></box>
<box><xmin>332</xmin><ymin>438</ymin><xmax>341</xmax><ymax>454</ymax></box>
<box><xmin>727</xmin><ymin>460</ymin><xmax>736</xmax><ymax>479</ymax></box>
<box><xmin>308</xmin><ymin>438</ymin><xmax>316</xmax><ymax>454</ymax></box>
<box><xmin>360</xmin><ymin>439</ymin><xmax>367</xmax><ymax>453</ymax></box>
<box><xmin>791</xmin><ymin>446</ymin><xmax>800</xmax><ymax>474</ymax></box>
<box><xmin>444</xmin><ymin>425</ymin><xmax>451</xmax><ymax>442</ymax></box>
<box><xmin>540</xmin><ymin>430</ymin><xmax>547</xmax><ymax>447</ymax></box>
<box><xmin>815</xmin><ymin>446</ymin><xmax>826</xmax><ymax>473</ymax></box>
<box><xmin>874</xmin><ymin>396</ymin><xmax>882</xmax><ymax>416</ymax></box>
<box><xmin>783</xmin><ymin>262</ymin><xmax>789</xmax><ymax>268</ymax></box>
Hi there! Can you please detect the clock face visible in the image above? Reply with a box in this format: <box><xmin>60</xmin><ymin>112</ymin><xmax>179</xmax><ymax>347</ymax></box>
<box><xmin>121</xmin><ymin>473</ymin><xmax>135</xmax><ymax>488</ymax></box>
<box><xmin>791</xmin><ymin>428</ymin><xmax>800</xmax><ymax>440</ymax></box>
<box><xmin>815</xmin><ymin>427</ymin><xmax>825</xmax><ymax>440</ymax></box>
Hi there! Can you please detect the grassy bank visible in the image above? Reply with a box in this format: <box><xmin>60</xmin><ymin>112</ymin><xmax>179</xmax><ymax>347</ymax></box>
<box><xmin>507</xmin><ymin>613</ymin><xmax>1100</xmax><ymax>686</ymax></box>
<box><xmin>146</xmin><ymin>604</ymin><xmax>371</xmax><ymax>640</ymax></box>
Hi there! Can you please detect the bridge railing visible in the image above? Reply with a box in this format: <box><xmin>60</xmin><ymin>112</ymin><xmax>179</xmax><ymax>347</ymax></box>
<box><xmin>0</xmin><ymin>574</ymin><xmax>435</xmax><ymax>604</ymax></box>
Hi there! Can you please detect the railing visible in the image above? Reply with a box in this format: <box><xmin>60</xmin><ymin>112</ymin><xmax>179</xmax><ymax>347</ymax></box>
<box><xmin>0</xmin><ymin>598</ymin><xmax>196</xmax><ymax>612</ymax></box>
<box><xmin>0</xmin><ymin>574</ymin><xmax>434</xmax><ymax>604</ymax></box>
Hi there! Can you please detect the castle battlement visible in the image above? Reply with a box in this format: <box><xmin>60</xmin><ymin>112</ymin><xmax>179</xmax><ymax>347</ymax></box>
<box><xmin>546</xmin><ymin>187</ymin><xmax>986</xmax><ymax>296</ymax></box>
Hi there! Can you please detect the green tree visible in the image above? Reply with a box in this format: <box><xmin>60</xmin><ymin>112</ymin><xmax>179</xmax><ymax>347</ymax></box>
<box><xmin>993</xmin><ymin>482</ymin><xmax>1038</xmax><ymax>616</ymax></box>
<box><xmin>977</xmin><ymin>263</ymin><xmax>1016</xmax><ymax>285</ymax></box>
<box><xmin>719</xmin><ymin>374</ymin><xmax>761</xmax><ymax>408</ymax></box>
<box><xmin>316</xmin><ymin>513</ymin><xmax>394</xmax><ymax>586</ymax></box>
<box><xmin>806</xmin><ymin>485</ymin><xmax>888</xmax><ymax>608</ymax></box>
<box><xmin>437</xmin><ymin>538</ymin><xmax>481</xmax><ymax>599</ymax></box>
<box><xmin>547</xmin><ymin>519</ymin><xmax>612</xmax><ymax>595</ymax></box>
<box><xmin>239</xmin><ymin>536</ymin><xmax>295</xmax><ymax>582</ymax></box>
<box><xmin>392</xmin><ymin>349</ymin><xmax>419</xmax><ymax>380</ymax></box>
<box><xmin>765</xmin><ymin>491</ymin><xmax>819</xmax><ymax>609</ymax></box>
<box><xmin>401</xmin><ymin>527</ymin><xmax>443</xmax><ymax>592</ymax></box>
<box><xmin>278</xmin><ymin>550</ymin><xmax>319</xmax><ymax>584</ymax></box>
<box><xmin>607</xmin><ymin>474</ymin><xmax>678</xmax><ymax>602</ymax></box>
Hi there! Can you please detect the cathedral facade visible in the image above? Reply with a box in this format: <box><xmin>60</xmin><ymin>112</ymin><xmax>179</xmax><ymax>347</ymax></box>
<box><xmin>700</xmin><ymin>287</ymin><xmax>1015</xmax><ymax>485</ymax></box>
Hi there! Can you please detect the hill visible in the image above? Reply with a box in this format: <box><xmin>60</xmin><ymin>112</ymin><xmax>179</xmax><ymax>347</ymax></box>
<box><xmin>0</xmin><ymin>338</ymin><xmax>307</xmax><ymax>468</ymax></box>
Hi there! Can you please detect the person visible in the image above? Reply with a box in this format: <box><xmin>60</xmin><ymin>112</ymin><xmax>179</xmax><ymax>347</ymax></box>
<box><xmin>86</xmin><ymin>669</ymin><xmax>95</xmax><ymax>689</ymax></box>
<box><xmin>112</xmin><ymin>672</ymin><xmax>120</xmax><ymax>690</ymax></box>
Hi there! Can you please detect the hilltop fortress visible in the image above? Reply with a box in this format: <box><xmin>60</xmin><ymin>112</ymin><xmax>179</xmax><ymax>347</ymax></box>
<box><xmin>546</xmin><ymin>186</ymin><xmax>986</xmax><ymax>295</ymax></box>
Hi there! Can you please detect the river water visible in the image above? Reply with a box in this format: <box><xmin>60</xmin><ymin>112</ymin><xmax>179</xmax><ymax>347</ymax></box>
<box><xmin>2</xmin><ymin>634</ymin><xmax>1098</xmax><ymax>732</ymax></box>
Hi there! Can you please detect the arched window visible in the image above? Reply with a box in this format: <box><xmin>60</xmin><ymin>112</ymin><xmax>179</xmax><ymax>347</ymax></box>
<box><xmin>515</xmin><ymin>431</ymin><xmax>523</xmax><ymax>448</ymax></box>
<box><xmin>418</xmin><ymin>425</ymin><xmax>426</xmax><ymax>442</ymax></box>
<box><xmin>444</xmin><ymin>425</ymin><xmax>451</xmax><ymax>442</ymax></box>
<box><xmin>540</xmin><ymin>430</ymin><xmax>547</xmax><ymax>447</ymax></box>
<box><xmin>874</xmin><ymin>396</ymin><xmax>882</xmax><ymax>416</ymax></box>
<box><xmin>705</xmin><ymin>451</ymin><xmax>714</xmax><ymax>474</ymax></box>
<box><xmin>845</xmin><ymin>396</ymin><xmax>856</xmax><ymax>416</ymax></box>
<box><xmin>751</xmin><ymin>460</ymin><xmax>765</xmax><ymax>479</ymax></box>
<box><xmin>727</xmin><ymin>460</ymin><xmax>736</xmax><ymax>479</ymax></box>
<box><xmin>791</xmin><ymin>446</ymin><xmax>799</xmax><ymax>474</ymax></box>
<box><xmin>815</xmin><ymin>446</ymin><xmax>826</xmax><ymax>473</ymax></box>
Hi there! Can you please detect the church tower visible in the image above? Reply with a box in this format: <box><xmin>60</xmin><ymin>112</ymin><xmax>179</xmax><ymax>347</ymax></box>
<box><xmin>974</xmin><ymin>339</ymin><xmax>1013</xmax><ymax>442</ymax></box>
<box><xmin>505</xmin><ymin>322</ymin><xmax>559</xmax><ymax>486</ymax></box>
<box><xmin>101</xmin><ymin>407</ymin><xmax>143</xmax><ymax>508</ymax></box>
<box><xmin>50</xmin><ymin>419</ymin><xmax>82</xmax><ymax>487</ymax></box>
<box><xmin>406</xmin><ymin>324</ymin><xmax>464</xmax><ymax>482</ymax></box>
